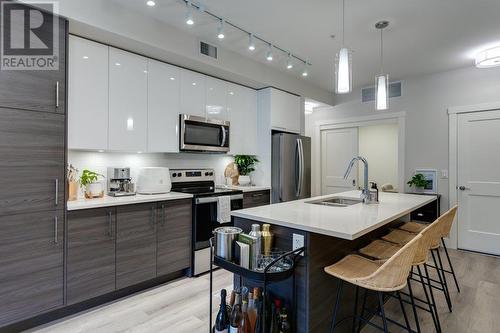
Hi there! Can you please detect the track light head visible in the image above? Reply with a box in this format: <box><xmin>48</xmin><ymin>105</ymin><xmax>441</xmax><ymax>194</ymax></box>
<box><xmin>217</xmin><ymin>19</ymin><xmax>225</xmax><ymax>39</ymax></box>
<box><xmin>266</xmin><ymin>44</ymin><xmax>273</xmax><ymax>61</ymax></box>
<box><xmin>248</xmin><ymin>34</ymin><xmax>255</xmax><ymax>51</ymax></box>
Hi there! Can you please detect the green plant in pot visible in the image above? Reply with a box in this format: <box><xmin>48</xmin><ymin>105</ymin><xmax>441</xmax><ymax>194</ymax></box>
<box><xmin>234</xmin><ymin>155</ymin><xmax>259</xmax><ymax>186</ymax></box>
<box><xmin>80</xmin><ymin>169</ymin><xmax>105</xmax><ymax>199</ymax></box>
<box><xmin>407</xmin><ymin>173</ymin><xmax>427</xmax><ymax>193</ymax></box>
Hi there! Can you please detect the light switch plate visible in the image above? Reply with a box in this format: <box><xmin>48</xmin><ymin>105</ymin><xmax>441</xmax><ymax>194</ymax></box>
<box><xmin>292</xmin><ymin>233</ymin><xmax>305</xmax><ymax>256</ymax></box>
<box><xmin>441</xmin><ymin>169</ymin><xmax>448</xmax><ymax>179</ymax></box>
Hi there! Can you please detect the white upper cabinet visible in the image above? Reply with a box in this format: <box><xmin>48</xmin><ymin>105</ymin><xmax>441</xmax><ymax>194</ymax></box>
<box><xmin>267</xmin><ymin>88</ymin><xmax>301</xmax><ymax>133</ymax></box>
<box><xmin>108</xmin><ymin>48</ymin><xmax>148</xmax><ymax>152</ymax></box>
<box><xmin>180</xmin><ymin>70</ymin><xmax>206</xmax><ymax>118</ymax></box>
<box><xmin>228</xmin><ymin>84</ymin><xmax>258</xmax><ymax>155</ymax></box>
<box><xmin>205</xmin><ymin>77</ymin><xmax>228</xmax><ymax>121</ymax></box>
<box><xmin>147</xmin><ymin>59</ymin><xmax>180</xmax><ymax>153</ymax></box>
<box><xmin>68</xmin><ymin>36</ymin><xmax>109</xmax><ymax>150</ymax></box>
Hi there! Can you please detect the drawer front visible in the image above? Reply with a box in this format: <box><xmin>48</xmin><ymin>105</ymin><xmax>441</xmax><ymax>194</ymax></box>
<box><xmin>243</xmin><ymin>190</ymin><xmax>271</xmax><ymax>209</ymax></box>
<box><xmin>411</xmin><ymin>202</ymin><xmax>439</xmax><ymax>222</ymax></box>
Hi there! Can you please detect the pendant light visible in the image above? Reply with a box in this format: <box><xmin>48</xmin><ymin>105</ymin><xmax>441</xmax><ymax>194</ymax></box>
<box><xmin>375</xmin><ymin>21</ymin><xmax>389</xmax><ymax>110</ymax></box>
<box><xmin>335</xmin><ymin>0</ymin><xmax>352</xmax><ymax>94</ymax></box>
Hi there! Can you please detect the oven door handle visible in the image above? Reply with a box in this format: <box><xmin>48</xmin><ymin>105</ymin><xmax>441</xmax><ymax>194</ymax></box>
<box><xmin>195</xmin><ymin>194</ymin><xmax>243</xmax><ymax>204</ymax></box>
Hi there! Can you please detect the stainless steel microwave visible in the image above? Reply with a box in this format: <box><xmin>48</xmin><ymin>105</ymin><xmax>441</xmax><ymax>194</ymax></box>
<box><xmin>179</xmin><ymin>114</ymin><xmax>230</xmax><ymax>153</ymax></box>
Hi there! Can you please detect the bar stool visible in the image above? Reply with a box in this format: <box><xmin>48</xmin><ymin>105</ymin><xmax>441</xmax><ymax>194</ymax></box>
<box><xmin>381</xmin><ymin>220</ymin><xmax>453</xmax><ymax>313</ymax></box>
<box><xmin>324</xmin><ymin>233</ymin><xmax>422</xmax><ymax>333</ymax></box>
<box><xmin>400</xmin><ymin>206</ymin><xmax>460</xmax><ymax>293</ymax></box>
<box><xmin>359</xmin><ymin>217</ymin><xmax>445</xmax><ymax>333</ymax></box>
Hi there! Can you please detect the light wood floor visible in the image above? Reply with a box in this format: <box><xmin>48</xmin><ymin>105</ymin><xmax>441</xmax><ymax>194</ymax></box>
<box><xmin>27</xmin><ymin>249</ymin><xmax>500</xmax><ymax>333</ymax></box>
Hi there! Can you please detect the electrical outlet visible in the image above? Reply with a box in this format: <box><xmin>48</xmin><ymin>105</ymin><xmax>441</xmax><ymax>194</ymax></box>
<box><xmin>292</xmin><ymin>233</ymin><xmax>305</xmax><ymax>256</ymax></box>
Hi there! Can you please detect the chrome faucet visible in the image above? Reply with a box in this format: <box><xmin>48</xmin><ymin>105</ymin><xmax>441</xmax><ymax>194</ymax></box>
<box><xmin>344</xmin><ymin>156</ymin><xmax>377</xmax><ymax>204</ymax></box>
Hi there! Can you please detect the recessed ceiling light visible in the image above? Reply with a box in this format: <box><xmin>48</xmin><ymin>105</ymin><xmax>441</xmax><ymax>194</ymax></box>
<box><xmin>82</xmin><ymin>56</ymin><xmax>89</xmax><ymax>59</ymax></box>
<box><xmin>146</xmin><ymin>0</ymin><xmax>155</xmax><ymax>7</ymax></box>
<box><xmin>115</xmin><ymin>62</ymin><xmax>121</xmax><ymax>66</ymax></box>
<box><xmin>192</xmin><ymin>82</ymin><xmax>197</xmax><ymax>86</ymax></box>
<box><xmin>170</xmin><ymin>77</ymin><xmax>175</xmax><ymax>81</ymax></box>
<box><xmin>229</xmin><ymin>91</ymin><xmax>234</xmax><ymax>95</ymax></box>
<box><xmin>475</xmin><ymin>46</ymin><xmax>500</xmax><ymax>68</ymax></box>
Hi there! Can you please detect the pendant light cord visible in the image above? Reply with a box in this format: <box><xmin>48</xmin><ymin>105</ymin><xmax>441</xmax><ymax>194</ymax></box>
<box><xmin>380</xmin><ymin>28</ymin><xmax>384</xmax><ymax>73</ymax></box>
<box><xmin>342</xmin><ymin>0</ymin><xmax>345</xmax><ymax>46</ymax></box>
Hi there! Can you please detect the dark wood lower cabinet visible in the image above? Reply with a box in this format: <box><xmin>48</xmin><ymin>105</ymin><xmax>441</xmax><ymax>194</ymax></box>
<box><xmin>243</xmin><ymin>190</ymin><xmax>271</xmax><ymax>208</ymax></box>
<box><xmin>0</xmin><ymin>210</ymin><xmax>64</xmax><ymax>326</ymax></box>
<box><xmin>67</xmin><ymin>208</ymin><xmax>116</xmax><ymax>305</ymax></box>
<box><xmin>116</xmin><ymin>203</ymin><xmax>157</xmax><ymax>289</ymax></box>
<box><xmin>157</xmin><ymin>199</ymin><xmax>192</xmax><ymax>276</ymax></box>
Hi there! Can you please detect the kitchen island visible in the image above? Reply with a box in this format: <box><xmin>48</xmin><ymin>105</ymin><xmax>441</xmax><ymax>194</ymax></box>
<box><xmin>231</xmin><ymin>191</ymin><xmax>436</xmax><ymax>333</ymax></box>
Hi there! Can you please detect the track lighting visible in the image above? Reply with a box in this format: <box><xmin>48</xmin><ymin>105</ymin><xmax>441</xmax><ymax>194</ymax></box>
<box><xmin>266</xmin><ymin>44</ymin><xmax>273</xmax><ymax>61</ymax></box>
<box><xmin>287</xmin><ymin>53</ymin><xmax>293</xmax><ymax>69</ymax></box>
<box><xmin>146</xmin><ymin>0</ymin><xmax>155</xmax><ymax>6</ymax></box>
<box><xmin>185</xmin><ymin>1</ymin><xmax>194</xmax><ymax>25</ymax></box>
<box><xmin>248</xmin><ymin>34</ymin><xmax>255</xmax><ymax>51</ymax></box>
<box><xmin>217</xmin><ymin>19</ymin><xmax>225</xmax><ymax>39</ymax></box>
<box><xmin>302</xmin><ymin>63</ymin><xmax>308</xmax><ymax>77</ymax></box>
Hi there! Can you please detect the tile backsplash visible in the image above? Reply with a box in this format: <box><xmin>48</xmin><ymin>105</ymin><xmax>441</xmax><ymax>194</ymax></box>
<box><xmin>68</xmin><ymin>150</ymin><xmax>234</xmax><ymax>197</ymax></box>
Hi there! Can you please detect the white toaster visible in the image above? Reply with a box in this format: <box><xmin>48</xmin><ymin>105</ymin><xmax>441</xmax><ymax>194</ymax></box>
<box><xmin>137</xmin><ymin>167</ymin><xmax>172</xmax><ymax>194</ymax></box>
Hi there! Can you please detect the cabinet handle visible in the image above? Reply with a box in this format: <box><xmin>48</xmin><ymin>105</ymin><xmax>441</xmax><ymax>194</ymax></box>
<box><xmin>161</xmin><ymin>204</ymin><xmax>166</xmax><ymax>226</ymax></box>
<box><xmin>55</xmin><ymin>178</ymin><xmax>59</xmax><ymax>206</ymax></box>
<box><xmin>54</xmin><ymin>216</ymin><xmax>58</xmax><ymax>244</ymax></box>
<box><xmin>252</xmin><ymin>193</ymin><xmax>264</xmax><ymax>198</ymax></box>
<box><xmin>108</xmin><ymin>211</ymin><xmax>113</xmax><ymax>238</ymax></box>
<box><xmin>417</xmin><ymin>213</ymin><xmax>424</xmax><ymax>217</ymax></box>
<box><xmin>150</xmin><ymin>206</ymin><xmax>155</xmax><ymax>229</ymax></box>
<box><xmin>55</xmin><ymin>81</ymin><xmax>59</xmax><ymax>108</ymax></box>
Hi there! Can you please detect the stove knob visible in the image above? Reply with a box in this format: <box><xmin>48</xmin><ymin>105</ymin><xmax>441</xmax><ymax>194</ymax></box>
<box><xmin>209</xmin><ymin>172</ymin><xmax>214</xmax><ymax>176</ymax></box>
<box><xmin>177</xmin><ymin>173</ymin><xmax>182</xmax><ymax>177</ymax></box>
<box><xmin>205</xmin><ymin>172</ymin><xmax>209</xmax><ymax>176</ymax></box>
<box><xmin>172</xmin><ymin>173</ymin><xmax>176</xmax><ymax>177</ymax></box>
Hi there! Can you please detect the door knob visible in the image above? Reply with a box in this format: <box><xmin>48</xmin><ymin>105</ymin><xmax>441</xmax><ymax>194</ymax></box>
<box><xmin>458</xmin><ymin>186</ymin><xmax>470</xmax><ymax>191</ymax></box>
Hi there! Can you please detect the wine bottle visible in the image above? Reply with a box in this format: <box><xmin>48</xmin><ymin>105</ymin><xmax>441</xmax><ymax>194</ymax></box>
<box><xmin>240</xmin><ymin>295</ymin><xmax>252</xmax><ymax>333</ymax></box>
<box><xmin>279</xmin><ymin>307</ymin><xmax>291</xmax><ymax>333</ymax></box>
<box><xmin>253</xmin><ymin>288</ymin><xmax>262</xmax><ymax>333</ymax></box>
<box><xmin>229</xmin><ymin>294</ymin><xmax>242</xmax><ymax>333</ymax></box>
<box><xmin>215</xmin><ymin>289</ymin><xmax>229</xmax><ymax>333</ymax></box>
<box><xmin>247</xmin><ymin>292</ymin><xmax>258</xmax><ymax>332</ymax></box>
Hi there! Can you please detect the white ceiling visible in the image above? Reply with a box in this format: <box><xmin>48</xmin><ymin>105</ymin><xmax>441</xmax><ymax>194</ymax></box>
<box><xmin>112</xmin><ymin>0</ymin><xmax>500</xmax><ymax>92</ymax></box>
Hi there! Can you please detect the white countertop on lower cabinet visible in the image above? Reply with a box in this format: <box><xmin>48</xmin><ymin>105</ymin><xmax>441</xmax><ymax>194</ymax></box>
<box><xmin>231</xmin><ymin>191</ymin><xmax>436</xmax><ymax>240</ymax></box>
<box><xmin>216</xmin><ymin>185</ymin><xmax>271</xmax><ymax>192</ymax></box>
<box><xmin>67</xmin><ymin>192</ymin><xmax>193</xmax><ymax>211</ymax></box>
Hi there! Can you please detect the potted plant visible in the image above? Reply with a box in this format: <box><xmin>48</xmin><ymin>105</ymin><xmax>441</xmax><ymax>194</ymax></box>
<box><xmin>80</xmin><ymin>169</ymin><xmax>105</xmax><ymax>199</ymax></box>
<box><xmin>234</xmin><ymin>155</ymin><xmax>259</xmax><ymax>186</ymax></box>
<box><xmin>407</xmin><ymin>173</ymin><xmax>427</xmax><ymax>193</ymax></box>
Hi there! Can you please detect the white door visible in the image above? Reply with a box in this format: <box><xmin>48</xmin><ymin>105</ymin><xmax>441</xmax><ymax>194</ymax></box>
<box><xmin>147</xmin><ymin>59</ymin><xmax>180</xmax><ymax>153</ymax></box>
<box><xmin>321</xmin><ymin>128</ymin><xmax>358</xmax><ymax>195</ymax></box>
<box><xmin>68</xmin><ymin>36</ymin><xmax>109</xmax><ymax>150</ymax></box>
<box><xmin>457</xmin><ymin>109</ymin><xmax>500</xmax><ymax>255</ymax></box>
<box><xmin>108</xmin><ymin>48</ymin><xmax>148</xmax><ymax>152</ymax></box>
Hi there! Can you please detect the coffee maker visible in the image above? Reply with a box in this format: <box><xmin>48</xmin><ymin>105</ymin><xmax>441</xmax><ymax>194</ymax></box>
<box><xmin>107</xmin><ymin>167</ymin><xmax>136</xmax><ymax>197</ymax></box>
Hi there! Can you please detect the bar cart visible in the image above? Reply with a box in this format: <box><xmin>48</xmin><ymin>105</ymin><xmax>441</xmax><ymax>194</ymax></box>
<box><xmin>208</xmin><ymin>237</ymin><xmax>305</xmax><ymax>333</ymax></box>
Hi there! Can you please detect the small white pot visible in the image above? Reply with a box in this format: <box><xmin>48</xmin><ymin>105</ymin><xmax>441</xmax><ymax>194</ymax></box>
<box><xmin>413</xmin><ymin>186</ymin><xmax>425</xmax><ymax>193</ymax></box>
<box><xmin>238</xmin><ymin>175</ymin><xmax>251</xmax><ymax>186</ymax></box>
<box><xmin>85</xmin><ymin>182</ymin><xmax>104</xmax><ymax>198</ymax></box>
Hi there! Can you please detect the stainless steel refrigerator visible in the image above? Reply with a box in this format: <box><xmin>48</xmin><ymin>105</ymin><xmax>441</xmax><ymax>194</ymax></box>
<box><xmin>272</xmin><ymin>133</ymin><xmax>311</xmax><ymax>203</ymax></box>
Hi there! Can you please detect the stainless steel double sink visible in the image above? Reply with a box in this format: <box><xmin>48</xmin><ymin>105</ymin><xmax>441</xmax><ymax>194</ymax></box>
<box><xmin>306</xmin><ymin>197</ymin><xmax>363</xmax><ymax>207</ymax></box>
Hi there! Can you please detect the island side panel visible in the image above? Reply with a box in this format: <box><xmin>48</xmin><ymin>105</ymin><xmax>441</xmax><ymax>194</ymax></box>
<box><xmin>233</xmin><ymin>217</ymin><xmax>309</xmax><ymax>333</ymax></box>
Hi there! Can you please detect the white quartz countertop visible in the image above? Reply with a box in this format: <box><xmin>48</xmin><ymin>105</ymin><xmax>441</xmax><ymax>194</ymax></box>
<box><xmin>216</xmin><ymin>185</ymin><xmax>271</xmax><ymax>192</ymax></box>
<box><xmin>231</xmin><ymin>191</ymin><xmax>436</xmax><ymax>240</ymax></box>
<box><xmin>67</xmin><ymin>192</ymin><xmax>193</xmax><ymax>211</ymax></box>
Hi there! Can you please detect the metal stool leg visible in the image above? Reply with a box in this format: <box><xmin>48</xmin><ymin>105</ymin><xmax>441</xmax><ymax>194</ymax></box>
<box><xmin>352</xmin><ymin>286</ymin><xmax>360</xmax><ymax>333</ymax></box>
<box><xmin>417</xmin><ymin>266</ymin><xmax>440</xmax><ymax>333</ymax></box>
<box><xmin>330</xmin><ymin>280</ymin><xmax>344</xmax><ymax>333</ymax></box>
<box><xmin>377</xmin><ymin>292</ymin><xmax>389</xmax><ymax>333</ymax></box>
<box><xmin>407</xmin><ymin>277</ymin><xmax>421</xmax><ymax>333</ymax></box>
<box><xmin>357</xmin><ymin>289</ymin><xmax>368</xmax><ymax>333</ymax></box>
<box><xmin>424</xmin><ymin>264</ymin><xmax>442</xmax><ymax>333</ymax></box>
<box><xmin>441</xmin><ymin>238</ymin><xmax>461</xmax><ymax>293</ymax></box>
<box><xmin>431</xmin><ymin>249</ymin><xmax>452</xmax><ymax>312</ymax></box>
<box><xmin>396</xmin><ymin>291</ymin><xmax>412</xmax><ymax>332</ymax></box>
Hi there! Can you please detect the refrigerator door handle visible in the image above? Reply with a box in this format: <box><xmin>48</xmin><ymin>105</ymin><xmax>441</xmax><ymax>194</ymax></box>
<box><xmin>279</xmin><ymin>136</ymin><xmax>284</xmax><ymax>202</ymax></box>
<box><xmin>299</xmin><ymin>138</ymin><xmax>305</xmax><ymax>197</ymax></box>
<box><xmin>295</xmin><ymin>138</ymin><xmax>303</xmax><ymax>198</ymax></box>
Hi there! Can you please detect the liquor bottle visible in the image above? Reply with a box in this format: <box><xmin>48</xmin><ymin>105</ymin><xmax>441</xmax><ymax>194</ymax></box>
<box><xmin>240</xmin><ymin>295</ymin><xmax>252</xmax><ymax>333</ymax></box>
<box><xmin>261</xmin><ymin>224</ymin><xmax>274</xmax><ymax>255</ymax></box>
<box><xmin>229</xmin><ymin>294</ymin><xmax>242</xmax><ymax>333</ymax></box>
<box><xmin>214</xmin><ymin>289</ymin><xmax>229</xmax><ymax>333</ymax></box>
<box><xmin>272</xmin><ymin>299</ymin><xmax>282</xmax><ymax>333</ymax></box>
<box><xmin>247</xmin><ymin>292</ymin><xmax>258</xmax><ymax>332</ymax></box>
<box><xmin>279</xmin><ymin>307</ymin><xmax>291</xmax><ymax>333</ymax></box>
<box><xmin>253</xmin><ymin>288</ymin><xmax>262</xmax><ymax>333</ymax></box>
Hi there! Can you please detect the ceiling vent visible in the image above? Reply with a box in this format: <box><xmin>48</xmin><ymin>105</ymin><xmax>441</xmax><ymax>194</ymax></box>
<box><xmin>362</xmin><ymin>81</ymin><xmax>402</xmax><ymax>103</ymax></box>
<box><xmin>200</xmin><ymin>41</ymin><xmax>218</xmax><ymax>59</ymax></box>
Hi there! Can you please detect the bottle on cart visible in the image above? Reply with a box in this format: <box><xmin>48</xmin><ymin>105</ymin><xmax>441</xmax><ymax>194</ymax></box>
<box><xmin>261</xmin><ymin>224</ymin><xmax>274</xmax><ymax>255</ymax></box>
<box><xmin>279</xmin><ymin>307</ymin><xmax>291</xmax><ymax>333</ymax></box>
<box><xmin>253</xmin><ymin>288</ymin><xmax>262</xmax><ymax>333</ymax></box>
<box><xmin>214</xmin><ymin>289</ymin><xmax>230</xmax><ymax>333</ymax></box>
<box><xmin>272</xmin><ymin>299</ymin><xmax>282</xmax><ymax>333</ymax></box>
<box><xmin>247</xmin><ymin>291</ymin><xmax>258</xmax><ymax>332</ymax></box>
<box><xmin>270</xmin><ymin>302</ymin><xmax>277</xmax><ymax>333</ymax></box>
<box><xmin>240</xmin><ymin>294</ymin><xmax>252</xmax><ymax>333</ymax></box>
<box><xmin>229</xmin><ymin>293</ymin><xmax>242</xmax><ymax>333</ymax></box>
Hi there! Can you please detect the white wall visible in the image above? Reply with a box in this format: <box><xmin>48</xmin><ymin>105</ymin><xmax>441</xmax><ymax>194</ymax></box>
<box><xmin>68</xmin><ymin>150</ymin><xmax>234</xmax><ymax>198</ymax></box>
<box><xmin>358</xmin><ymin>123</ymin><xmax>399</xmax><ymax>190</ymax></box>
<box><xmin>51</xmin><ymin>0</ymin><xmax>333</xmax><ymax>105</ymax></box>
<box><xmin>306</xmin><ymin>65</ymin><xmax>500</xmax><ymax>213</ymax></box>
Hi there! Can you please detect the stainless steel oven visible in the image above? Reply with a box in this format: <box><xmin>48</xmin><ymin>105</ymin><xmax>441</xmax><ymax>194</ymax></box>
<box><xmin>179</xmin><ymin>114</ymin><xmax>230</xmax><ymax>153</ymax></box>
